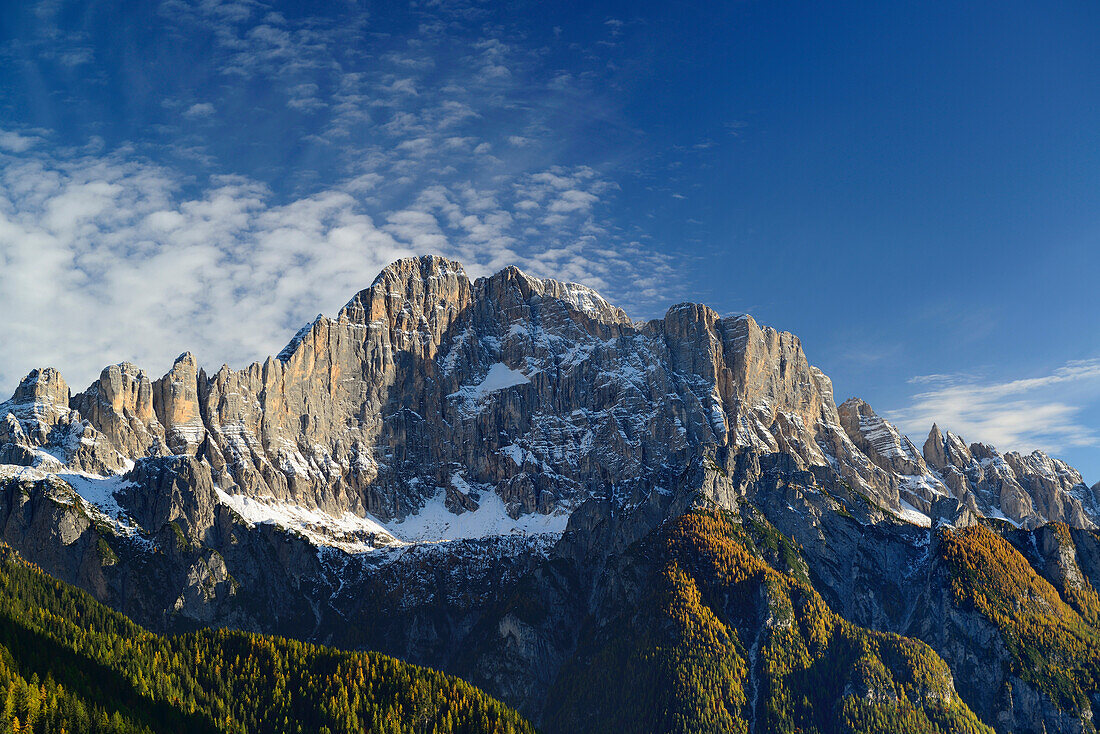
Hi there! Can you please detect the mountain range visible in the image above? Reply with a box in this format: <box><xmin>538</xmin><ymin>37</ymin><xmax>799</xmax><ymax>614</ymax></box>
<box><xmin>1</xmin><ymin>255</ymin><xmax>1098</xmax><ymax>732</ymax></box>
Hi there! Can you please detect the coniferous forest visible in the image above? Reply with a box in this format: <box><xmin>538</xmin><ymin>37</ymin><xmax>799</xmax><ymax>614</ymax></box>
<box><xmin>0</xmin><ymin>544</ymin><xmax>535</xmax><ymax>734</ymax></box>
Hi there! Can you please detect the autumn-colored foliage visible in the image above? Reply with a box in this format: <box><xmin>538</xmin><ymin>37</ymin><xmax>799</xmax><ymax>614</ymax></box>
<box><xmin>940</xmin><ymin>524</ymin><xmax>1100</xmax><ymax>713</ymax></box>
<box><xmin>547</xmin><ymin>510</ymin><xmax>992</xmax><ymax>733</ymax></box>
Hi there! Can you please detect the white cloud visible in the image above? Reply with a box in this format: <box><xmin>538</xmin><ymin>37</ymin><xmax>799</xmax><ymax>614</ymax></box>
<box><xmin>388</xmin><ymin>78</ymin><xmax>419</xmax><ymax>96</ymax></box>
<box><xmin>0</xmin><ymin>2</ymin><xmax>689</xmax><ymax>396</ymax></box>
<box><xmin>183</xmin><ymin>102</ymin><xmax>217</xmax><ymax>118</ymax></box>
<box><xmin>890</xmin><ymin>359</ymin><xmax>1100</xmax><ymax>454</ymax></box>
<box><xmin>547</xmin><ymin>189</ymin><xmax>598</xmax><ymax>213</ymax></box>
<box><xmin>0</xmin><ymin>149</ymin><xmax>414</xmax><ymax>394</ymax></box>
<box><xmin>0</xmin><ymin>129</ymin><xmax>41</xmax><ymax>153</ymax></box>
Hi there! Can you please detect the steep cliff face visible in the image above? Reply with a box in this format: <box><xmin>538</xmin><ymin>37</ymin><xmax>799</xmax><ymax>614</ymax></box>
<box><xmin>1</xmin><ymin>256</ymin><xmax>1098</xmax><ymax>733</ymax></box>
<box><xmin>72</xmin><ymin>362</ymin><xmax>167</xmax><ymax>466</ymax></box>
<box><xmin>5</xmin><ymin>256</ymin><xmax>1094</xmax><ymax>539</ymax></box>
<box><xmin>152</xmin><ymin>352</ymin><xmax>207</xmax><ymax>457</ymax></box>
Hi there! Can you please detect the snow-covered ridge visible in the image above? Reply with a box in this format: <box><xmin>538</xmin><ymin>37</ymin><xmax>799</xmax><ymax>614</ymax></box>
<box><xmin>215</xmin><ymin>487</ymin><xmax>396</xmax><ymax>553</ymax></box>
<box><xmin>0</xmin><ymin>464</ymin><xmax>148</xmax><ymax>541</ymax></box>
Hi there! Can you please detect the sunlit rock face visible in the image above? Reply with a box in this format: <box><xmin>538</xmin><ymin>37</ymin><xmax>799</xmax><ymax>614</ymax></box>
<box><xmin>2</xmin><ymin>255</ymin><xmax>1097</xmax><ymax>546</ymax></box>
<box><xmin>918</xmin><ymin>423</ymin><xmax>1098</xmax><ymax>529</ymax></box>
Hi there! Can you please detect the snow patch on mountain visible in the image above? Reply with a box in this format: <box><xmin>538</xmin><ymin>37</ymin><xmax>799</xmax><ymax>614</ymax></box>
<box><xmin>61</xmin><ymin>472</ymin><xmax>133</xmax><ymax>521</ymax></box>
<box><xmin>215</xmin><ymin>488</ymin><xmax>397</xmax><ymax>553</ymax></box>
<box><xmin>215</xmin><ymin>476</ymin><xmax>569</xmax><ymax>554</ymax></box>
<box><xmin>454</xmin><ymin>363</ymin><xmax>530</xmax><ymax>397</ymax></box>
<box><xmin>392</xmin><ymin>481</ymin><xmax>569</xmax><ymax>544</ymax></box>
<box><xmin>448</xmin><ymin>363</ymin><xmax>530</xmax><ymax>416</ymax></box>
<box><xmin>893</xmin><ymin>498</ymin><xmax>932</xmax><ymax>528</ymax></box>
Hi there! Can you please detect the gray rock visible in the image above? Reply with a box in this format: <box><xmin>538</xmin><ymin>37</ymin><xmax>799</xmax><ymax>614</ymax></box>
<box><xmin>923</xmin><ymin>424</ymin><xmax>1096</xmax><ymax>529</ymax></box>
<box><xmin>72</xmin><ymin>362</ymin><xmax>166</xmax><ymax>466</ymax></box>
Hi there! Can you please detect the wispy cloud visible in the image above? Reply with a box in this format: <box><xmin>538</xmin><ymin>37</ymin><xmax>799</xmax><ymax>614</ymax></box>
<box><xmin>0</xmin><ymin>141</ymin><xmax>672</xmax><ymax>396</ymax></box>
<box><xmin>890</xmin><ymin>359</ymin><xmax>1100</xmax><ymax>453</ymax></box>
<box><xmin>0</xmin><ymin>129</ymin><xmax>40</xmax><ymax>153</ymax></box>
<box><xmin>183</xmin><ymin>102</ymin><xmax>216</xmax><ymax>119</ymax></box>
<box><xmin>0</xmin><ymin>0</ymin><xmax>687</xmax><ymax>395</ymax></box>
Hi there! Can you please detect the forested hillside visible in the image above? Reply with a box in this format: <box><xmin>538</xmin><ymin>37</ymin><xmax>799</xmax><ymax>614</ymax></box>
<box><xmin>0</xmin><ymin>544</ymin><xmax>535</xmax><ymax>734</ymax></box>
<box><xmin>542</xmin><ymin>510</ymin><xmax>994</xmax><ymax>734</ymax></box>
<box><xmin>941</xmin><ymin>524</ymin><xmax>1100</xmax><ymax>716</ymax></box>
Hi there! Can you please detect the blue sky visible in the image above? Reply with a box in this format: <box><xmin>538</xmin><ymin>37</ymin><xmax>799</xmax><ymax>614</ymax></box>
<box><xmin>1</xmin><ymin>0</ymin><xmax>1098</xmax><ymax>480</ymax></box>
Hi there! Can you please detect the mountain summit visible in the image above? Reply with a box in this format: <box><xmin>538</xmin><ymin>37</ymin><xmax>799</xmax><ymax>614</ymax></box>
<box><xmin>2</xmin><ymin>256</ymin><xmax>1098</xmax><ymax>732</ymax></box>
<box><xmin>3</xmin><ymin>256</ymin><xmax>1093</xmax><ymax>538</ymax></box>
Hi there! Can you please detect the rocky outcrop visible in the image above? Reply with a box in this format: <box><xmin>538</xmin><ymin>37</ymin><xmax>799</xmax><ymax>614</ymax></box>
<box><xmin>911</xmin><ymin>554</ymin><xmax>1016</xmax><ymax>731</ymax></box>
<box><xmin>840</xmin><ymin>407</ymin><xmax>1098</xmax><ymax>530</ymax></box>
<box><xmin>119</xmin><ymin>456</ymin><xmax>219</xmax><ymax>544</ymax></box>
<box><xmin>839</xmin><ymin>398</ymin><xmax>927</xmax><ymax>477</ymax></box>
<box><xmin>0</xmin><ymin>368</ymin><xmax>121</xmax><ymax>473</ymax></box>
<box><xmin>0</xmin><ymin>368</ymin><xmax>73</xmax><ymax>453</ymax></box>
<box><xmin>152</xmin><ymin>352</ymin><xmax>207</xmax><ymax>456</ymax></box>
<box><xmin>0</xmin><ymin>467</ymin><xmax>114</xmax><ymax>600</ymax></box>
<box><xmin>923</xmin><ymin>425</ymin><xmax>1096</xmax><ymax>529</ymax></box>
<box><xmin>72</xmin><ymin>362</ymin><xmax>166</xmax><ymax>466</ymax></box>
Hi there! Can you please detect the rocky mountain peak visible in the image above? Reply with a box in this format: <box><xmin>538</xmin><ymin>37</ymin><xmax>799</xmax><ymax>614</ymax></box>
<box><xmin>938</xmin><ymin>429</ymin><xmax>975</xmax><ymax>468</ymax></box>
<box><xmin>334</xmin><ymin>254</ymin><xmax>472</xmax><ymax>364</ymax></box>
<box><xmin>837</xmin><ymin>397</ymin><xmax>927</xmax><ymax>478</ymax></box>
<box><xmin>476</xmin><ymin>265</ymin><xmax>631</xmax><ymax>327</ymax></box>
<box><xmin>968</xmin><ymin>441</ymin><xmax>1000</xmax><ymax>463</ymax></box>
<box><xmin>838</xmin><ymin>396</ymin><xmax>872</xmax><ymax>413</ymax></box>
<box><xmin>72</xmin><ymin>362</ymin><xmax>164</xmax><ymax>463</ymax></box>
<box><xmin>1</xmin><ymin>257</ymin><xmax>1097</xmax><ymax>550</ymax></box>
<box><xmin>5</xmin><ymin>367</ymin><xmax>73</xmax><ymax>444</ymax></box>
<box><xmin>152</xmin><ymin>352</ymin><xmax>206</xmax><ymax>457</ymax></box>
<box><xmin>0</xmin><ymin>366</ymin><xmax>122</xmax><ymax>473</ymax></box>
<box><xmin>923</xmin><ymin>423</ymin><xmax>945</xmax><ymax>468</ymax></box>
<box><xmin>838</xmin><ymin>403</ymin><xmax>1100</xmax><ymax>529</ymax></box>
<box><xmin>12</xmin><ymin>367</ymin><xmax>70</xmax><ymax>407</ymax></box>
<box><xmin>341</xmin><ymin>254</ymin><xmax>470</xmax><ymax>320</ymax></box>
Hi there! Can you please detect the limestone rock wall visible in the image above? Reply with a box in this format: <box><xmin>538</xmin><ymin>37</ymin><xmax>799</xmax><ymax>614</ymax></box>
<box><xmin>1</xmin><ymin>255</ymin><xmax>1096</xmax><ymax>531</ymax></box>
